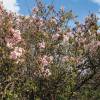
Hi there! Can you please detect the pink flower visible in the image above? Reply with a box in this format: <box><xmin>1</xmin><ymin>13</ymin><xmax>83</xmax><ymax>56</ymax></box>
<box><xmin>10</xmin><ymin>47</ymin><xmax>25</xmax><ymax>60</ymax></box>
<box><xmin>6</xmin><ymin>42</ymin><xmax>13</xmax><ymax>48</ymax></box>
<box><xmin>41</xmin><ymin>55</ymin><xmax>49</xmax><ymax>66</ymax></box>
<box><xmin>62</xmin><ymin>56</ymin><xmax>69</xmax><ymax>62</ymax></box>
<box><xmin>10</xmin><ymin>51</ymin><xmax>18</xmax><ymax>60</ymax></box>
<box><xmin>38</xmin><ymin>41</ymin><xmax>46</xmax><ymax>49</ymax></box>
<box><xmin>13</xmin><ymin>30</ymin><xmax>22</xmax><ymax>43</ymax></box>
<box><xmin>40</xmin><ymin>55</ymin><xmax>53</xmax><ymax>66</ymax></box>
<box><xmin>67</xmin><ymin>32</ymin><xmax>74</xmax><ymax>38</ymax></box>
<box><xmin>97</xmin><ymin>41</ymin><xmax>100</xmax><ymax>46</ymax></box>
<box><xmin>9</xmin><ymin>28</ymin><xmax>15</xmax><ymax>33</ymax></box>
<box><xmin>52</xmin><ymin>33</ymin><xmax>60</xmax><ymax>40</ymax></box>
<box><xmin>5</xmin><ymin>29</ymin><xmax>22</xmax><ymax>48</ymax></box>
<box><xmin>5</xmin><ymin>37</ymin><xmax>14</xmax><ymax>48</ymax></box>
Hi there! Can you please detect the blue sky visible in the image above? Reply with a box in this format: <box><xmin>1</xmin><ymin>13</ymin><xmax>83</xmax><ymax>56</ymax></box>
<box><xmin>1</xmin><ymin>0</ymin><xmax>100</xmax><ymax>22</ymax></box>
<box><xmin>17</xmin><ymin>0</ymin><xmax>100</xmax><ymax>21</ymax></box>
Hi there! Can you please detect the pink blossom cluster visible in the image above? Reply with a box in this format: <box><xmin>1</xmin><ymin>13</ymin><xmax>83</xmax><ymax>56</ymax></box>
<box><xmin>62</xmin><ymin>56</ymin><xmax>69</xmax><ymax>62</ymax></box>
<box><xmin>5</xmin><ymin>28</ymin><xmax>22</xmax><ymax>48</ymax></box>
<box><xmin>52</xmin><ymin>33</ymin><xmax>60</xmax><ymax>41</ymax></box>
<box><xmin>5</xmin><ymin>28</ymin><xmax>25</xmax><ymax>63</ymax></box>
<box><xmin>10</xmin><ymin>47</ymin><xmax>25</xmax><ymax>60</ymax></box>
<box><xmin>37</xmin><ymin>55</ymin><xmax>53</xmax><ymax>77</ymax></box>
<box><xmin>38</xmin><ymin>41</ymin><xmax>46</xmax><ymax>49</ymax></box>
<box><xmin>62</xmin><ymin>56</ymin><xmax>76</xmax><ymax>63</ymax></box>
<box><xmin>39</xmin><ymin>55</ymin><xmax>53</xmax><ymax>66</ymax></box>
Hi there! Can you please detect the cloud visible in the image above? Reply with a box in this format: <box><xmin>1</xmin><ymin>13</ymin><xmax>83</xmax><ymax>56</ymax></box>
<box><xmin>91</xmin><ymin>0</ymin><xmax>100</xmax><ymax>5</ymax></box>
<box><xmin>0</xmin><ymin>0</ymin><xmax>20</xmax><ymax>13</ymax></box>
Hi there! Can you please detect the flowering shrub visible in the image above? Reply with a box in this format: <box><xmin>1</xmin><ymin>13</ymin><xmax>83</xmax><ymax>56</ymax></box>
<box><xmin>0</xmin><ymin>1</ymin><xmax>100</xmax><ymax>100</ymax></box>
